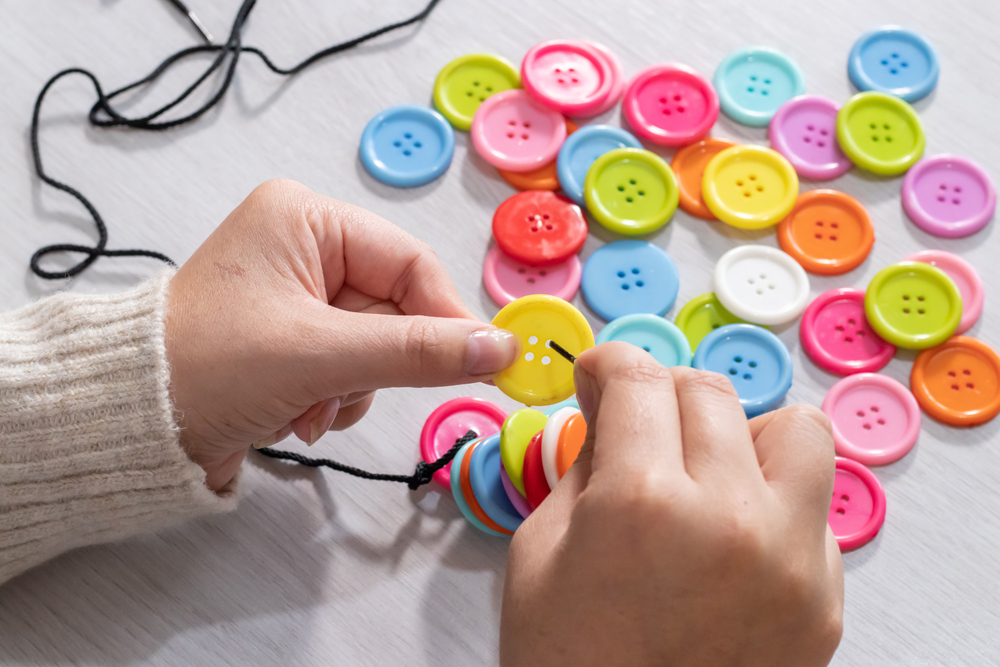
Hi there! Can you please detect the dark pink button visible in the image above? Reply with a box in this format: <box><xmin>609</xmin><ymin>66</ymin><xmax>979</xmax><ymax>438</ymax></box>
<box><xmin>482</xmin><ymin>246</ymin><xmax>581</xmax><ymax>306</ymax></box>
<box><xmin>800</xmin><ymin>288</ymin><xmax>896</xmax><ymax>376</ymax></box>
<box><xmin>420</xmin><ymin>397</ymin><xmax>507</xmax><ymax>487</ymax></box>
<box><xmin>769</xmin><ymin>95</ymin><xmax>852</xmax><ymax>180</ymax></box>
<box><xmin>622</xmin><ymin>63</ymin><xmax>718</xmax><ymax>146</ymax></box>
<box><xmin>829</xmin><ymin>457</ymin><xmax>886</xmax><ymax>551</ymax></box>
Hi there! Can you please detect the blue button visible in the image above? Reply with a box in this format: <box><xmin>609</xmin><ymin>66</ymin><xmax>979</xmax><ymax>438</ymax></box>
<box><xmin>557</xmin><ymin>125</ymin><xmax>643</xmax><ymax>205</ymax></box>
<box><xmin>541</xmin><ymin>396</ymin><xmax>579</xmax><ymax>416</ymax></box>
<box><xmin>596</xmin><ymin>314</ymin><xmax>692</xmax><ymax>368</ymax></box>
<box><xmin>714</xmin><ymin>47</ymin><xmax>806</xmax><ymax>127</ymax></box>
<box><xmin>848</xmin><ymin>27</ymin><xmax>939</xmax><ymax>103</ymax></box>
<box><xmin>469</xmin><ymin>433</ymin><xmax>524</xmax><ymax>533</ymax></box>
<box><xmin>582</xmin><ymin>240</ymin><xmax>680</xmax><ymax>321</ymax></box>
<box><xmin>450</xmin><ymin>439</ymin><xmax>505</xmax><ymax>536</ymax></box>
<box><xmin>360</xmin><ymin>104</ymin><xmax>455</xmax><ymax>187</ymax></box>
<box><xmin>692</xmin><ymin>324</ymin><xmax>792</xmax><ymax>416</ymax></box>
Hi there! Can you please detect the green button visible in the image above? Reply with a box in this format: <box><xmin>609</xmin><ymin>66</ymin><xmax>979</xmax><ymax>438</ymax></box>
<box><xmin>499</xmin><ymin>408</ymin><xmax>548</xmax><ymax>495</ymax></box>
<box><xmin>674</xmin><ymin>292</ymin><xmax>762</xmax><ymax>352</ymax></box>
<box><xmin>584</xmin><ymin>148</ymin><xmax>679</xmax><ymax>236</ymax></box>
<box><xmin>836</xmin><ymin>91</ymin><xmax>925</xmax><ymax>175</ymax></box>
<box><xmin>433</xmin><ymin>54</ymin><xmax>520</xmax><ymax>131</ymax></box>
<box><xmin>864</xmin><ymin>261</ymin><xmax>962</xmax><ymax>349</ymax></box>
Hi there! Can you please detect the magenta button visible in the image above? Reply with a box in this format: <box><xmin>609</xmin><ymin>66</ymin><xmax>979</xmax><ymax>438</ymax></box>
<box><xmin>769</xmin><ymin>95</ymin><xmax>852</xmax><ymax>180</ymax></box>
<box><xmin>904</xmin><ymin>250</ymin><xmax>984</xmax><ymax>335</ymax></box>
<box><xmin>420</xmin><ymin>397</ymin><xmax>508</xmax><ymax>487</ymax></box>
<box><xmin>902</xmin><ymin>154</ymin><xmax>996</xmax><ymax>238</ymax></box>
<box><xmin>521</xmin><ymin>40</ymin><xmax>617</xmax><ymax>117</ymax></box>
<box><xmin>622</xmin><ymin>63</ymin><xmax>718</xmax><ymax>146</ymax></box>
<box><xmin>800</xmin><ymin>288</ymin><xmax>895</xmax><ymax>376</ymax></box>
<box><xmin>482</xmin><ymin>246</ymin><xmax>582</xmax><ymax>307</ymax></box>
<box><xmin>830</xmin><ymin>457</ymin><xmax>886</xmax><ymax>551</ymax></box>
<box><xmin>822</xmin><ymin>373</ymin><xmax>921</xmax><ymax>466</ymax></box>
<box><xmin>471</xmin><ymin>89</ymin><xmax>567</xmax><ymax>172</ymax></box>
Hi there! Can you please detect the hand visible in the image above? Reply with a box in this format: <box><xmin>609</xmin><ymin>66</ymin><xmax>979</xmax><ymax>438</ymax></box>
<box><xmin>165</xmin><ymin>179</ymin><xmax>517</xmax><ymax>491</ymax></box>
<box><xmin>500</xmin><ymin>342</ymin><xmax>843</xmax><ymax>667</ymax></box>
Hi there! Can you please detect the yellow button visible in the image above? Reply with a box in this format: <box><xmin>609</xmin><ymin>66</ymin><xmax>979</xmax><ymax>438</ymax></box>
<box><xmin>702</xmin><ymin>145</ymin><xmax>799</xmax><ymax>229</ymax></box>
<box><xmin>491</xmin><ymin>295</ymin><xmax>595</xmax><ymax>406</ymax></box>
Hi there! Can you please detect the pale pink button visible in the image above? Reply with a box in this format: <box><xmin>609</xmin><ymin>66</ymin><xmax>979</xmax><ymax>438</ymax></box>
<box><xmin>905</xmin><ymin>250</ymin><xmax>984</xmax><ymax>334</ymax></box>
<box><xmin>521</xmin><ymin>40</ymin><xmax>617</xmax><ymax>117</ymax></box>
<box><xmin>800</xmin><ymin>288</ymin><xmax>896</xmax><ymax>375</ymax></box>
<box><xmin>830</xmin><ymin>457</ymin><xmax>886</xmax><ymax>551</ymax></box>
<box><xmin>582</xmin><ymin>40</ymin><xmax>625</xmax><ymax>115</ymax></box>
<box><xmin>482</xmin><ymin>246</ymin><xmax>582</xmax><ymax>306</ymax></box>
<box><xmin>822</xmin><ymin>373</ymin><xmax>921</xmax><ymax>466</ymax></box>
<box><xmin>470</xmin><ymin>89</ymin><xmax>567</xmax><ymax>172</ymax></box>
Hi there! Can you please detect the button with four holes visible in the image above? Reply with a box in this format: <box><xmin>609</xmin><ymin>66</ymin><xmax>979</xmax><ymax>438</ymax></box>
<box><xmin>864</xmin><ymin>261</ymin><xmax>962</xmax><ymax>349</ymax></box>
<box><xmin>822</xmin><ymin>373</ymin><xmax>921</xmax><ymax>465</ymax></box>
<box><xmin>836</xmin><ymin>91</ymin><xmax>925</xmax><ymax>175</ymax></box>
<box><xmin>556</xmin><ymin>411</ymin><xmax>587</xmax><ymax>478</ymax></box>
<box><xmin>499</xmin><ymin>119</ymin><xmax>578</xmax><ymax>191</ymax></box>
<box><xmin>469</xmin><ymin>432</ymin><xmax>525</xmax><ymax>532</ymax></box>
<box><xmin>541</xmin><ymin>407</ymin><xmax>580</xmax><ymax>489</ymax></box>
<box><xmin>492</xmin><ymin>190</ymin><xmax>587</xmax><ymax>266</ymax></box>
<box><xmin>777</xmin><ymin>189</ymin><xmax>874</xmax><ymax>275</ymax></box>
<box><xmin>671</xmin><ymin>138</ymin><xmax>739</xmax><ymax>220</ymax></box>
<box><xmin>459</xmin><ymin>435</ymin><xmax>513</xmax><ymax>535</ymax></box>
<box><xmin>713</xmin><ymin>46</ymin><xmax>806</xmax><ymax>127</ymax></box>
<box><xmin>582</xmin><ymin>240</ymin><xmax>680</xmax><ymax>321</ymax></box>
<box><xmin>482</xmin><ymin>246</ymin><xmax>582</xmax><ymax>307</ymax></box>
<box><xmin>500</xmin><ymin>463</ymin><xmax>531</xmax><ymax>518</ymax></box>
<box><xmin>800</xmin><ymin>288</ymin><xmax>895</xmax><ymax>376</ymax></box>
<box><xmin>848</xmin><ymin>26</ymin><xmax>939</xmax><ymax>103</ymax></box>
<box><xmin>471</xmin><ymin>89</ymin><xmax>568</xmax><ymax>172</ymax></box>
<box><xmin>520</xmin><ymin>40</ymin><xmax>618</xmax><ymax>117</ymax></box>
<box><xmin>830</xmin><ymin>457</ymin><xmax>886</xmax><ymax>551</ymax></box>
<box><xmin>451</xmin><ymin>438</ymin><xmax>505</xmax><ymax>536</ymax></box>
<box><xmin>674</xmin><ymin>292</ymin><xmax>760</xmax><ymax>352</ymax></box>
<box><xmin>359</xmin><ymin>105</ymin><xmax>456</xmax><ymax>187</ymax></box>
<box><xmin>584</xmin><ymin>148</ymin><xmax>679</xmax><ymax>235</ymax></box>
<box><xmin>702</xmin><ymin>145</ymin><xmax>799</xmax><ymax>230</ymax></box>
<box><xmin>904</xmin><ymin>250</ymin><xmax>984</xmax><ymax>334</ymax></box>
<box><xmin>769</xmin><ymin>95</ymin><xmax>853</xmax><ymax>180</ymax></box>
<box><xmin>433</xmin><ymin>54</ymin><xmax>520</xmax><ymax>131</ymax></box>
<box><xmin>584</xmin><ymin>40</ymin><xmax>626</xmax><ymax>115</ymax></box>
<box><xmin>622</xmin><ymin>63</ymin><xmax>719</xmax><ymax>146</ymax></box>
<box><xmin>522</xmin><ymin>430</ymin><xmax>551</xmax><ymax>510</ymax></box>
<box><xmin>911</xmin><ymin>336</ymin><xmax>1000</xmax><ymax>427</ymax></box>
<box><xmin>419</xmin><ymin>397</ymin><xmax>508</xmax><ymax>487</ymax></box>
<box><xmin>499</xmin><ymin>408</ymin><xmax>549</xmax><ymax>496</ymax></box>
<box><xmin>901</xmin><ymin>154</ymin><xmax>997</xmax><ymax>238</ymax></box>
<box><xmin>692</xmin><ymin>323</ymin><xmax>793</xmax><ymax>417</ymax></box>
<box><xmin>713</xmin><ymin>245</ymin><xmax>811</xmax><ymax>326</ymax></box>
<box><xmin>557</xmin><ymin>125</ymin><xmax>642</xmax><ymax>205</ymax></box>
<box><xmin>596</xmin><ymin>314</ymin><xmax>692</xmax><ymax>368</ymax></box>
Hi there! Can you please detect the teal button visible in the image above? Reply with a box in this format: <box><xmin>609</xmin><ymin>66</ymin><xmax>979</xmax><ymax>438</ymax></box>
<box><xmin>596</xmin><ymin>314</ymin><xmax>692</xmax><ymax>367</ymax></box>
<box><xmin>714</xmin><ymin>46</ymin><xmax>805</xmax><ymax>127</ymax></box>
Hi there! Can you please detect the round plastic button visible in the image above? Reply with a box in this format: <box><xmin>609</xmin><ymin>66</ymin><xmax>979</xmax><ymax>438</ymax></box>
<box><xmin>702</xmin><ymin>145</ymin><xmax>799</xmax><ymax>230</ymax></box>
<box><xmin>459</xmin><ymin>436</ymin><xmax>512</xmax><ymax>536</ymax></box>
<box><xmin>904</xmin><ymin>250</ymin><xmax>984</xmax><ymax>334</ymax></box>
<box><xmin>521</xmin><ymin>40</ymin><xmax>617</xmax><ymax>117</ymax></box>
<box><xmin>557</xmin><ymin>125</ymin><xmax>642</xmax><ymax>206</ymax></box>
<box><xmin>500</xmin><ymin>464</ymin><xmax>531</xmax><ymax>519</ymax></box>
<box><xmin>713</xmin><ymin>46</ymin><xmax>806</xmax><ymax>127</ymax></box>
<box><xmin>359</xmin><ymin>105</ymin><xmax>456</xmax><ymax>188</ymax></box>
<box><xmin>674</xmin><ymin>292</ymin><xmax>757</xmax><ymax>352</ymax></box>
<box><xmin>800</xmin><ymin>288</ymin><xmax>895</xmax><ymax>376</ymax></box>
<box><xmin>713</xmin><ymin>245</ymin><xmax>811</xmax><ymax>326</ymax></box>
<box><xmin>692</xmin><ymin>324</ymin><xmax>792</xmax><ymax>417</ymax></box>
<box><xmin>911</xmin><ymin>336</ymin><xmax>1000</xmax><ymax>427</ymax></box>
<box><xmin>848</xmin><ymin>26</ymin><xmax>939</xmax><ymax>103</ymax></box>
<box><xmin>499</xmin><ymin>407</ymin><xmax>549</xmax><ymax>496</ymax></box>
<box><xmin>451</xmin><ymin>438</ymin><xmax>505</xmax><ymax>537</ymax></box>
<box><xmin>522</xmin><ymin>431</ymin><xmax>551</xmax><ymax>510</ymax></box>
<box><xmin>433</xmin><ymin>54</ymin><xmax>520</xmax><ymax>131</ymax></box>
<box><xmin>864</xmin><ymin>261</ymin><xmax>962</xmax><ymax>349</ymax></box>
<box><xmin>622</xmin><ymin>63</ymin><xmax>719</xmax><ymax>146</ymax></box>
<box><xmin>541</xmin><ymin>407</ymin><xmax>579</xmax><ymax>489</ymax></box>
<box><xmin>556</xmin><ymin>411</ymin><xmax>587</xmax><ymax>477</ymax></box>
<box><xmin>584</xmin><ymin>40</ymin><xmax>626</xmax><ymax>115</ymax></box>
<box><xmin>420</xmin><ymin>397</ymin><xmax>508</xmax><ymax>487</ymax></box>
<box><xmin>901</xmin><ymin>154</ymin><xmax>997</xmax><ymax>238</ymax></box>
<box><xmin>483</xmin><ymin>246</ymin><xmax>582</xmax><ymax>307</ymax></box>
<box><xmin>836</xmin><ymin>91</ymin><xmax>925</xmax><ymax>176</ymax></box>
<box><xmin>768</xmin><ymin>95</ymin><xmax>853</xmax><ymax>180</ymax></box>
<box><xmin>492</xmin><ymin>190</ymin><xmax>587</xmax><ymax>266</ymax></box>
<box><xmin>582</xmin><ymin>240</ymin><xmax>680</xmax><ymax>321</ymax></box>
<box><xmin>498</xmin><ymin>119</ymin><xmax>578</xmax><ymax>191</ymax></box>
<box><xmin>776</xmin><ymin>189</ymin><xmax>874</xmax><ymax>275</ymax></box>
<box><xmin>671</xmin><ymin>138</ymin><xmax>739</xmax><ymax>220</ymax></box>
<box><xmin>822</xmin><ymin>373</ymin><xmax>921</xmax><ymax>465</ymax></box>
<box><xmin>491</xmin><ymin>295</ymin><xmax>595</xmax><ymax>406</ymax></box>
<box><xmin>584</xmin><ymin>148</ymin><xmax>679</xmax><ymax>236</ymax></box>
<box><xmin>596</xmin><ymin>314</ymin><xmax>692</xmax><ymax>368</ymax></box>
<box><xmin>471</xmin><ymin>89</ymin><xmax>567</xmax><ymax>172</ymax></box>
<box><xmin>469</xmin><ymin>433</ymin><xmax>524</xmax><ymax>533</ymax></box>
<box><xmin>830</xmin><ymin>457</ymin><xmax>886</xmax><ymax>551</ymax></box>
<box><xmin>541</xmin><ymin>396</ymin><xmax>580</xmax><ymax>416</ymax></box>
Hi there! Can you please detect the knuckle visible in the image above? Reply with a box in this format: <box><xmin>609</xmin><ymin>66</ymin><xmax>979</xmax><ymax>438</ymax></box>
<box><xmin>673</xmin><ymin>367</ymin><xmax>741</xmax><ymax>401</ymax></box>
<box><xmin>613</xmin><ymin>354</ymin><xmax>675</xmax><ymax>386</ymax></box>
<box><xmin>402</xmin><ymin>317</ymin><xmax>450</xmax><ymax>377</ymax></box>
<box><xmin>712</xmin><ymin>506</ymin><xmax>768</xmax><ymax>568</ymax></box>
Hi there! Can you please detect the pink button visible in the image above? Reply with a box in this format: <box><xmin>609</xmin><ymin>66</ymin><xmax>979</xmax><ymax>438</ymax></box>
<box><xmin>582</xmin><ymin>40</ymin><xmax>625</xmax><ymax>115</ymax></box>
<box><xmin>830</xmin><ymin>457</ymin><xmax>886</xmax><ymax>551</ymax></box>
<box><xmin>822</xmin><ymin>373</ymin><xmax>921</xmax><ymax>466</ymax></box>
<box><xmin>622</xmin><ymin>63</ymin><xmax>719</xmax><ymax>146</ymax></box>
<box><xmin>500</xmin><ymin>462</ymin><xmax>532</xmax><ymax>519</ymax></box>
<box><xmin>904</xmin><ymin>250</ymin><xmax>984</xmax><ymax>334</ymax></box>
<box><xmin>420</xmin><ymin>397</ymin><xmax>507</xmax><ymax>487</ymax></box>
<box><xmin>471</xmin><ymin>89</ymin><xmax>567</xmax><ymax>172</ymax></box>
<box><xmin>482</xmin><ymin>246</ymin><xmax>582</xmax><ymax>307</ymax></box>
<box><xmin>902</xmin><ymin>154</ymin><xmax>997</xmax><ymax>238</ymax></box>
<box><xmin>800</xmin><ymin>288</ymin><xmax>895</xmax><ymax>376</ymax></box>
<box><xmin>769</xmin><ymin>95</ymin><xmax>852</xmax><ymax>180</ymax></box>
<box><xmin>521</xmin><ymin>40</ymin><xmax>616</xmax><ymax>117</ymax></box>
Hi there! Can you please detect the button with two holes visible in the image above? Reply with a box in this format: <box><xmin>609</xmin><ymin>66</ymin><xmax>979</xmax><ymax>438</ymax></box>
<box><xmin>359</xmin><ymin>105</ymin><xmax>456</xmax><ymax>187</ymax></box>
<box><xmin>864</xmin><ymin>261</ymin><xmax>962</xmax><ymax>349</ymax></box>
<box><xmin>769</xmin><ymin>95</ymin><xmax>853</xmax><ymax>180</ymax></box>
<box><xmin>713</xmin><ymin>245</ymin><xmax>811</xmax><ymax>326</ymax></box>
<box><xmin>901</xmin><ymin>154</ymin><xmax>997</xmax><ymax>239</ymax></box>
<box><xmin>596</xmin><ymin>314</ymin><xmax>692</xmax><ymax>368</ymax></box>
<box><xmin>800</xmin><ymin>288</ymin><xmax>895</xmax><ymax>376</ymax></box>
<box><xmin>777</xmin><ymin>189</ymin><xmax>874</xmax><ymax>275</ymax></box>
<box><xmin>557</xmin><ymin>125</ymin><xmax>642</xmax><ymax>206</ymax></box>
<box><xmin>472</xmin><ymin>89</ymin><xmax>567</xmax><ymax>172</ymax></box>
<box><xmin>848</xmin><ymin>26</ymin><xmax>939</xmax><ymax>103</ymax></box>
<box><xmin>482</xmin><ymin>246</ymin><xmax>581</xmax><ymax>307</ymax></box>
<box><xmin>830</xmin><ymin>457</ymin><xmax>886</xmax><ymax>551</ymax></box>
<box><xmin>911</xmin><ymin>336</ymin><xmax>1000</xmax><ymax>427</ymax></box>
<box><xmin>702</xmin><ymin>145</ymin><xmax>799</xmax><ymax>230</ymax></box>
<box><xmin>713</xmin><ymin>46</ymin><xmax>806</xmax><ymax>127</ymax></box>
<box><xmin>622</xmin><ymin>63</ymin><xmax>719</xmax><ymax>146</ymax></box>
<box><xmin>492</xmin><ymin>190</ymin><xmax>587</xmax><ymax>266</ymax></box>
<box><xmin>836</xmin><ymin>91</ymin><xmax>925</xmax><ymax>175</ymax></box>
<box><xmin>582</xmin><ymin>240</ymin><xmax>680</xmax><ymax>321</ymax></box>
<box><xmin>822</xmin><ymin>373</ymin><xmax>921</xmax><ymax>465</ymax></box>
<box><xmin>433</xmin><ymin>54</ymin><xmax>520</xmax><ymax>131</ymax></box>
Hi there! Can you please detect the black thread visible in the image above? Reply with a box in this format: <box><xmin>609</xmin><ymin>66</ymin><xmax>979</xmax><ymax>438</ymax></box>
<box><xmin>29</xmin><ymin>0</ymin><xmax>442</xmax><ymax>280</ymax></box>
<box><xmin>256</xmin><ymin>429</ymin><xmax>478</xmax><ymax>490</ymax></box>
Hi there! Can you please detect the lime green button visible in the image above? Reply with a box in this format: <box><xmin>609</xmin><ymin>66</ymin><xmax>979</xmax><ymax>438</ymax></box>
<box><xmin>836</xmin><ymin>92</ymin><xmax>925</xmax><ymax>175</ymax></box>
<box><xmin>433</xmin><ymin>54</ymin><xmax>520</xmax><ymax>131</ymax></box>
<box><xmin>864</xmin><ymin>261</ymin><xmax>961</xmax><ymax>349</ymax></box>
<box><xmin>674</xmin><ymin>292</ymin><xmax>762</xmax><ymax>351</ymax></box>
<box><xmin>499</xmin><ymin>408</ymin><xmax>548</xmax><ymax>495</ymax></box>
<box><xmin>584</xmin><ymin>148</ymin><xmax>679</xmax><ymax>236</ymax></box>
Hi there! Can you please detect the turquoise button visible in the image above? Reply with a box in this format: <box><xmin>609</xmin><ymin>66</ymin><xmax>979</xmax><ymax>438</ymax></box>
<box><xmin>714</xmin><ymin>47</ymin><xmax>805</xmax><ymax>127</ymax></box>
<box><xmin>596</xmin><ymin>314</ymin><xmax>692</xmax><ymax>368</ymax></box>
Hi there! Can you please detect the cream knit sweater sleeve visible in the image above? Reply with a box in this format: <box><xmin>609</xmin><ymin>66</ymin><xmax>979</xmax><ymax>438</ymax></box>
<box><xmin>0</xmin><ymin>269</ymin><xmax>237</xmax><ymax>585</ymax></box>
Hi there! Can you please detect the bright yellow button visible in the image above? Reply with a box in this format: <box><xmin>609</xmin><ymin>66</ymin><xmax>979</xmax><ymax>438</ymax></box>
<box><xmin>499</xmin><ymin>408</ymin><xmax>548</xmax><ymax>495</ymax></box>
<box><xmin>702</xmin><ymin>145</ymin><xmax>799</xmax><ymax>229</ymax></box>
<box><xmin>491</xmin><ymin>295</ymin><xmax>595</xmax><ymax>406</ymax></box>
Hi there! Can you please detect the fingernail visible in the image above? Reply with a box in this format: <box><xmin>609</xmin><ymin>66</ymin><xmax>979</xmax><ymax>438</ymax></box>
<box><xmin>309</xmin><ymin>397</ymin><xmax>342</xmax><ymax>445</ymax></box>
<box><xmin>254</xmin><ymin>424</ymin><xmax>294</xmax><ymax>449</ymax></box>
<box><xmin>466</xmin><ymin>327</ymin><xmax>518</xmax><ymax>376</ymax></box>
<box><xmin>575</xmin><ymin>365</ymin><xmax>597</xmax><ymax>424</ymax></box>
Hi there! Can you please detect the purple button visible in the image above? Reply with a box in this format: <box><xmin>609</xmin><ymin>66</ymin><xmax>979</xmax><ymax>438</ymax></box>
<box><xmin>902</xmin><ymin>154</ymin><xmax>997</xmax><ymax>238</ymax></box>
<box><xmin>768</xmin><ymin>95</ymin><xmax>852</xmax><ymax>180</ymax></box>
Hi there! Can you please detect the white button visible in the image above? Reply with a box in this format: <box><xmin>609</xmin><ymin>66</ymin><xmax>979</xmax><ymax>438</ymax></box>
<box><xmin>542</xmin><ymin>407</ymin><xmax>579</xmax><ymax>489</ymax></box>
<box><xmin>713</xmin><ymin>245</ymin><xmax>810</xmax><ymax>325</ymax></box>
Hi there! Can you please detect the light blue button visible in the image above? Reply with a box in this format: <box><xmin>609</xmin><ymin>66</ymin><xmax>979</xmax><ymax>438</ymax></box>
<box><xmin>692</xmin><ymin>324</ymin><xmax>792</xmax><ymax>417</ymax></box>
<box><xmin>848</xmin><ymin>26</ymin><xmax>939</xmax><ymax>103</ymax></box>
<box><xmin>469</xmin><ymin>433</ymin><xmax>523</xmax><ymax>533</ymax></box>
<box><xmin>450</xmin><ymin>440</ymin><xmax>505</xmax><ymax>536</ymax></box>
<box><xmin>582</xmin><ymin>240</ymin><xmax>679</xmax><ymax>321</ymax></box>
<box><xmin>597</xmin><ymin>314</ymin><xmax>692</xmax><ymax>368</ymax></box>
<box><xmin>714</xmin><ymin>47</ymin><xmax>805</xmax><ymax>127</ymax></box>
<box><xmin>360</xmin><ymin>104</ymin><xmax>455</xmax><ymax>187</ymax></box>
<box><xmin>541</xmin><ymin>396</ymin><xmax>579</xmax><ymax>416</ymax></box>
<box><xmin>557</xmin><ymin>125</ymin><xmax>643</xmax><ymax>205</ymax></box>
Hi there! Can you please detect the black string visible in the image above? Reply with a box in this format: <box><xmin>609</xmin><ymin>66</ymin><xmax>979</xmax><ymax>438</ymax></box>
<box><xmin>548</xmin><ymin>340</ymin><xmax>577</xmax><ymax>364</ymax></box>
<box><xmin>29</xmin><ymin>0</ymin><xmax>442</xmax><ymax>280</ymax></box>
<box><xmin>256</xmin><ymin>429</ymin><xmax>478</xmax><ymax>490</ymax></box>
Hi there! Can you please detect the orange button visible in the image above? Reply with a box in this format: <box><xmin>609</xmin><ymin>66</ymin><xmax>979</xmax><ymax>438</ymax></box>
<box><xmin>498</xmin><ymin>119</ymin><xmax>578</xmax><ymax>191</ymax></box>
<box><xmin>911</xmin><ymin>336</ymin><xmax>1000</xmax><ymax>426</ymax></box>
<box><xmin>670</xmin><ymin>137</ymin><xmax>738</xmax><ymax>220</ymax></box>
<box><xmin>776</xmin><ymin>189</ymin><xmax>874</xmax><ymax>275</ymax></box>
<box><xmin>461</xmin><ymin>439</ymin><xmax>513</xmax><ymax>534</ymax></box>
<box><xmin>556</xmin><ymin>412</ymin><xmax>588</xmax><ymax>476</ymax></box>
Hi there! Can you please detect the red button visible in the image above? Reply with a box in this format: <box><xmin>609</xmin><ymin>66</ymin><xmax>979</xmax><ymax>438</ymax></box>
<box><xmin>522</xmin><ymin>431</ymin><xmax>550</xmax><ymax>510</ymax></box>
<box><xmin>493</xmin><ymin>190</ymin><xmax>588</xmax><ymax>266</ymax></box>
